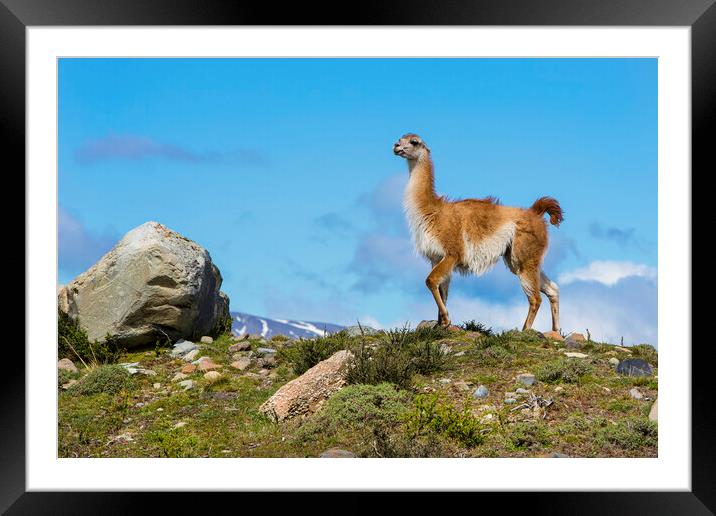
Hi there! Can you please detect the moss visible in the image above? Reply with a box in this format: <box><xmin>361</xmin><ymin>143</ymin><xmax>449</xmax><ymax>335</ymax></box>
<box><xmin>279</xmin><ymin>334</ymin><xmax>351</xmax><ymax>375</ymax></box>
<box><xmin>629</xmin><ymin>344</ymin><xmax>658</xmax><ymax>366</ymax></box>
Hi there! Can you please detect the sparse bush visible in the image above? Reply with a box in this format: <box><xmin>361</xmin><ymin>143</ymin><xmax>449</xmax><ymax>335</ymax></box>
<box><xmin>345</xmin><ymin>326</ymin><xmax>448</xmax><ymax>388</ymax></box>
<box><xmin>279</xmin><ymin>333</ymin><xmax>351</xmax><ymax>375</ymax></box>
<box><xmin>58</xmin><ymin>310</ymin><xmax>124</xmax><ymax>365</ymax></box>
<box><xmin>537</xmin><ymin>358</ymin><xmax>592</xmax><ymax>384</ymax></box>
<box><xmin>460</xmin><ymin>320</ymin><xmax>493</xmax><ymax>335</ymax></box>
<box><xmin>597</xmin><ymin>417</ymin><xmax>657</xmax><ymax>450</ymax></box>
<box><xmin>73</xmin><ymin>365</ymin><xmax>133</xmax><ymax>396</ymax></box>
<box><xmin>406</xmin><ymin>393</ymin><xmax>484</xmax><ymax>447</ymax></box>
<box><xmin>629</xmin><ymin>344</ymin><xmax>658</xmax><ymax>367</ymax></box>
<box><xmin>507</xmin><ymin>421</ymin><xmax>552</xmax><ymax>449</ymax></box>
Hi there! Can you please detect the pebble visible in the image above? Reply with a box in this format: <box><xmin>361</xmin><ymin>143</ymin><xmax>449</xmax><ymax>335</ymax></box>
<box><xmin>178</xmin><ymin>379</ymin><xmax>193</xmax><ymax>390</ymax></box>
<box><xmin>473</xmin><ymin>385</ymin><xmax>489</xmax><ymax>398</ymax></box>
<box><xmin>515</xmin><ymin>388</ymin><xmax>530</xmax><ymax>395</ymax></box>
<box><xmin>153</xmin><ymin>383</ymin><xmax>161</xmax><ymax>389</ymax></box>
<box><xmin>231</xmin><ymin>358</ymin><xmax>252</xmax><ymax>371</ymax></box>
<box><xmin>616</xmin><ymin>358</ymin><xmax>653</xmax><ymax>377</ymax></box>
<box><xmin>172</xmin><ymin>372</ymin><xmax>188</xmax><ymax>382</ymax></box>
<box><xmin>256</xmin><ymin>347</ymin><xmax>278</xmax><ymax>355</ymax></box>
<box><xmin>170</xmin><ymin>340</ymin><xmax>197</xmax><ymax>357</ymax></box>
<box><xmin>516</xmin><ymin>373</ymin><xmax>536</xmax><ymax>386</ymax></box>
<box><xmin>629</xmin><ymin>387</ymin><xmax>644</xmax><ymax>400</ymax></box>
<box><xmin>649</xmin><ymin>398</ymin><xmax>658</xmax><ymax>422</ymax></box>
<box><xmin>504</xmin><ymin>398</ymin><xmax>517</xmax><ymax>404</ymax></box>
<box><xmin>200</xmin><ymin>336</ymin><xmax>214</xmax><ymax>344</ymax></box>
<box><xmin>609</xmin><ymin>357</ymin><xmax>620</xmax><ymax>366</ymax></box>
<box><xmin>229</xmin><ymin>342</ymin><xmax>252</xmax><ymax>352</ymax></box>
<box><xmin>173</xmin><ymin>422</ymin><xmax>187</xmax><ymax>429</ymax></box>
<box><xmin>183</xmin><ymin>349</ymin><xmax>200</xmax><ymax>362</ymax></box>
<box><xmin>564</xmin><ymin>352</ymin><xmax>589</xmax><ymax>359</ymax></box>
<box><xmin>61</xmin><ymin>379</ymin><xmax>78</xmax><ymax>390</ymax></box>
<box><xmin>181</xmin><ymin>364</ymin><xmax>197</xmax><ymax>374</ymax></box>
<box><xmin>197</xmin><ymin>357</ymin><xmax>219</xmax><ymax>372</ymax></box>
<box><xmin>439</xmin><ymin>378</ymin><xmax>452</xmax><ymax>384</ymax></box>
<box><xmin>204</xmin><ymin>371</ymin><xmax>222</xmax><ymax>382</ymax></box>
<box><xmin>554</xmin><ymin>386</ymin><xmax>564</xmax><ymax>393</ymax></box>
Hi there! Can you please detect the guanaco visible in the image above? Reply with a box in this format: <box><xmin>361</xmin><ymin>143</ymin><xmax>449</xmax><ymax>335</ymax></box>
<box><xmin>393</xmin><ymin>133</ymin><xmax>563</xmax><ymax>331</ymax></box>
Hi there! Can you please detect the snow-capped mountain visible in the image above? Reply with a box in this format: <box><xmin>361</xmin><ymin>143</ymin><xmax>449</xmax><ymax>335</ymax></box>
<box><xmin>230</xmin><ymin>312</ymin><xmax>344</xmax><ymax>339</ymax></box>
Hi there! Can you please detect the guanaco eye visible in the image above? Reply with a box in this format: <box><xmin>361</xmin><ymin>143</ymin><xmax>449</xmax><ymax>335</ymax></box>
<box><xmin>410</xmin><ymin>140</ymin><xmax>420</xmax><ymax>146</ymax></box>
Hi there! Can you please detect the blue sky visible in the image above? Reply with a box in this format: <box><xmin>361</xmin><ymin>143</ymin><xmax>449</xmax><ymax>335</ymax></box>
<box><xmin>58</xmin><ymin>58</ymin><xmax>657</xmax><ymax>345</ymax></box>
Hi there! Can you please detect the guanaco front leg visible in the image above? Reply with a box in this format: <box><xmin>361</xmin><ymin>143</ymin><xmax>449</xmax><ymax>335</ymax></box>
<box><xmin>426</xmin><ymin>256</ymin><xmax>457</xmax><ymax>327</ymax></box>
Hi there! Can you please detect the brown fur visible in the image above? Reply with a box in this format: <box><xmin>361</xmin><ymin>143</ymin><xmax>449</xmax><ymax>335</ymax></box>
<box><xmin>393</xmin><ymin>133</ymin><xmax>563</xmax><ymax>331</ymax></box>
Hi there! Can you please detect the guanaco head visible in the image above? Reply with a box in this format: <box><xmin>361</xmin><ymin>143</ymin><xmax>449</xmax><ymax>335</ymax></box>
<box><xmin>393</xmin><ymin>133</ymin><xmax>430</xmax><ymax>161</ymax></box>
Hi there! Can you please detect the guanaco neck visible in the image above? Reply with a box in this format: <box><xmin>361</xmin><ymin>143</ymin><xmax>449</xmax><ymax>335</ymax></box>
<box><xmin>405</xmin><ymin>154</ymin><xmax>440</xmax><ymax>212</ymax></box>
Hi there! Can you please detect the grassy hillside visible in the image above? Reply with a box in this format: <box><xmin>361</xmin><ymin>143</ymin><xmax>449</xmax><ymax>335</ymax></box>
<box><xmin>58</xmin><ymin>325</ymin><xmax>657</xmax><ymax>458</ymax></box>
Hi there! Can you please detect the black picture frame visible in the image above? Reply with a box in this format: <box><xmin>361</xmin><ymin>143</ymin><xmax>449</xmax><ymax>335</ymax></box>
<box><xmin>3</xmin><ymin>0</ymin><xmax>711</xmax><ymax>513</ymax></box>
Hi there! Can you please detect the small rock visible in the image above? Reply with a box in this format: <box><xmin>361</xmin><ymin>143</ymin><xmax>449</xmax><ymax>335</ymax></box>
<box><xmin>258</xmin><ymin>369</ymin><xmax>269</xmax><ymax>376</ymax></box>
<box><xmin>417</xmin><ymin>320</ymin><xmax>438</xmax><ymax>329</ymax></box>
<box><xmin>137</xmin><ymin>369</ymin><xmax>157</xmax><ymax>376</ymax></box>
<box><xmin>504</xmin><ymin>398</ymin><xmax>517</xmax><ymax>404</ymax></box>
<box><xmin>454</xmin><ymin>351</ymin><xmax>466</xmax><ymax>357</ymax></box>
<box><xmin>480</xmin><ymin>413</ymin><xmax>495</xmax><ymax>424</ymax></box>
<box><xmin>231</xmin><ymin>358</ymin><xmax>252</xmax><ymax>371</ymax></box>
<box><xmin>229</xmin><ymin>342</ymin><xmax>251</xmax><ymax>352</ymax></box>
<box><xmin>170</xmin><ymin>339</ymin><xmax>198</xmax><ymax>357</ymax></box>
<box><xmin>568</xmin><ymin>333</ymin><xmax>586</xmax><ymax>342</ymax></box>
<box><xmin>197</xmin><ymin>357</ymin><xmax>219</xmax><ymax>372</ymax></box>
<box><xmin>440</xmin><ymin>344</ymin><xmax>452</xmax><ymax>355</ymax></box>
<box><xmin>156</xmin><ymin>408</ymin><xmax>164</xmax><ymax>412</ymax></box>
<box><xmin>515</xmin><ymin>388</ymin><xmax>530</xmax><ymax>395</ymax></box>
<box><xmin>183</xmin><ymin>349</ymin><xmax>200</xmax><ymax>362</ymax></box>
<box><xmin>178</xmin><ymin>379</ymin><xmax>193</xmax><ymax>390</ymax></box>
<box><xmin>602</xmin><ymin>387</ymin><xmax>612</xmax><ymax>393</ymax></box>
<box><xmin>649</xmin><ymin>398</ymin><xmax>658</xmax><ymax>422</ymax></box>
<box><xmin>629</xmin><ymin>387</ymin><xmax>644</xmax><ymax>400</ymax></box>
<box><xmin>57</xmin><ymin>358</ymin><xmax>78</xmax><ymax>373</ymax></box>
<box><xmin>609</xmin><ymin>357</ymin><xmax>620</xmax><ymax>366</ymax></box>
<box><xmin>258</xmin><ymin>355</ymin><xmax>276</xmax><ymax>368</ymax></box>
<box><xmin>551</xmin><ymin>453</ymin><xmax>570</xmax><ymax>458</ymax></box>
<box><xmin>516</xmin><ymin>373</ymin><xmax>536</xmax><ymax>386</ymax></box>
<box><xmin>181</xmin><ymin>363</ymin><xmax>197</xmax><ymax>374</ymax></box>
<box><xmin>564</xmin><ymin>352</ymin><xmax>589</xmax><ymax>359</ymax></box>
<box><xmin>616</xmin><ymin>358</ymin><xmax>653</xmax><ymax>377</ymax></box>
<box><xmin>473</xmin><ymin>385</ymin><xmax>489</xmax><ymax>398</ymax></box>
<box><xmin>343</xmin><ymin>325</ymin><xmax>379</xmax><ymax>337</ymax></box>
<box><xmin>565</xmin><ymin>339</ymin><xmax>582</xmax><ymax>349</ymax></box>
<box><xmin>256</xmin><ymin>347</ymin><xmax>277</xmax><ymax>355</ymax></box>
<box><xmin>204</xmin><ymin>371</ymin><xmax>222</xmax><ymax>382</ymax></box>
<box><xmin>172</xmin><ymin>372</ymin><xmax>188</xmax><ymax>382</ymax></box>
<box><xmin>173</xmin><ymin>422</ymin><xmax>187</xmax><ymax>429</ymax></box>
<box><xmin>542</xmin><ymin>331</ymin><xmax>564</xmax><ymax>342</ymax></box>
<box><xmin>200</xmin><ymin>336</ymin><xmax>214</xmax><ymax>344</ymax></box>
<box><xmin>614</xmin><ymin>347</ymin><xmax>632</xmax><ymax>353</ymax></box>
<box><xmin>153</xmin><ymin>383</ymin><xmax>161</xmax><ymax>389</ymax></box>
<box><xmin>439</xmin><ymin>378</ymin><xmax>452</xmax><ymax>384</ymax></box>
<box><xmin>554</xmin><ymin>386</ymin><xmax>564</xmax><ymax>393</ymax></box>
<box><xmin>320</xmin><ymin>448</ymin><xmax>356</xmax><ymax>458</ymax></box>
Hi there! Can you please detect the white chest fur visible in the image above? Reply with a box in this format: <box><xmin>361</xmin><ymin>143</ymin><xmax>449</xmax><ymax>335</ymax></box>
<box><xmin>403</xmin><ymin>182</ymin><xmax>445</xmax><ymax>263</ymax></box>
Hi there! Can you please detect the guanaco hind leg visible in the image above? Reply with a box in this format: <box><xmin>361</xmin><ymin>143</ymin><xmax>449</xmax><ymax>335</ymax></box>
<box><xmin>426</xmin><ymin>256</ymin><xmax>457</xmax><ymax>326</ymax></box>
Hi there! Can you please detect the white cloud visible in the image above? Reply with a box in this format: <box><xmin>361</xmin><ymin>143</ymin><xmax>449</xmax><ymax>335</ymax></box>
<box><xmin>558</xmin><ymin>260</ymin><xmax>656</xmax><ymax>286</ymax></box>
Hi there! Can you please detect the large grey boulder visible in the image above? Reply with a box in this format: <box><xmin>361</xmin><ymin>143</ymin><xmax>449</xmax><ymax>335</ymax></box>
<box><xmin>58</xmin><ymin>221</ymin><xmax>230</xmax><ymax>348</ymax></box>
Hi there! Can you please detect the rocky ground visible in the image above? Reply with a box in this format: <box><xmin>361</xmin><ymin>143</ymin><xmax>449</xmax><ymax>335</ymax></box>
<box><xmin>58</xmin><ymin>324</ymin><xmax>658</xmax><ymax>458</ymax></box>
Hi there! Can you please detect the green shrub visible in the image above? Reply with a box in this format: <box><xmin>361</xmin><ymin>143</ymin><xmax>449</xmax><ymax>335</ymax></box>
<box><xmin>58</xmin><ymin>310</ymin><xmax>124</xmax><ymax>365</ymax></box>
<box><xmin>507</xmin><ymin>421</ymin><xmax>552</xmax><ymax>449</ymax></box>
<box><xmin>73</xmin><ymin>365</ymin><xmax>133</xmax><ymax>396</ymax></box>
<box><xmin>629</xmin><ymin>344</ymin><xmax>658</xmax><ymax>367</ymax></box>
<box><xmin>460</xmin><ymin>320</ymin><xmax>493</xmax><ymax>335</ymax></box>
<box><xmin>297</xmin><ymin>383</ymin><xmax>411</xmax><ymax>440</ymax></box>
<box><xmin>597</xmin><ymin>417</ymin><xmax>658</xmax><ymax>450</ymax></box>
<box><xmin>345</xmin><ymin>327</ymin><xmax>447</xmax><ymax>388</ymax></box>
<box><xmin>536</xmin><ymin>358</ymin><xmax>593</xmax><ymax>384</ymax></box>
<box><xmin>279</xmin><ymin>333</ymin><xmax>351</xmax><ymax>375</ymax></box>
<box><xmin>405</xmin><ymin>393</ymin><xmax>484</xmax><ymax>447</ymax></box>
